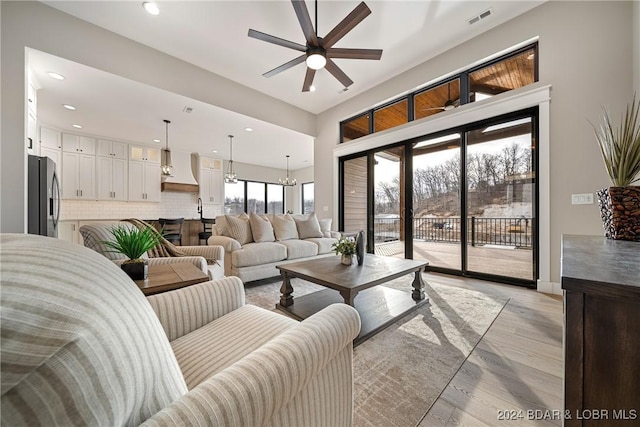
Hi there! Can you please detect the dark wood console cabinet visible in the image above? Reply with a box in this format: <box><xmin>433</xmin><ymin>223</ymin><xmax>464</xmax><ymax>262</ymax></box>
<box><xmin>562</xmin><ymin>235</ymin><xmax>640</xmax><ymax>426</ymax></box>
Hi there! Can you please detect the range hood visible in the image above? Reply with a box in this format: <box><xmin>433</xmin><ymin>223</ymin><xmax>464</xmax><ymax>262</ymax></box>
<box><xmin>161</xmin><ymin>150</ymin><xmax>199</xmax><ymax>193</ymax></box>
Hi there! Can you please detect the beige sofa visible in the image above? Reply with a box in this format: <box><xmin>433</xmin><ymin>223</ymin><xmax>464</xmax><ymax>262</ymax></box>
<box><xmin>80</xmin><ymin>221</ymin><xmax>225</xmax><ymax>280</ymax></box>
<box><xmin>1</xmin><ymin>234</ymin><xmax>361</xmax><ymax>426</ymax></box>
<box><xmin>208</xmin><ymin>213</ymin><xmax>340</xmax><ymax>282</ymax></box>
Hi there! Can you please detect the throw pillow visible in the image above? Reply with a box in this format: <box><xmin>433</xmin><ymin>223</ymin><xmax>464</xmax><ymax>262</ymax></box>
<box><xmin>225</xmin><ymin>213</ymin><xmax>253</xmax><ymax>245</ymax></box>
<box><xmin>294</xmin><ymin>213</ymin><xmax>323</xmax><ymax>239</ymax></box>
<box><xmin>249</xmin><ymin>212</ymin><xmax>275</xmax><ymax>242</ymax></box>
<box><xmin>270</xmin><ymin>214</ymin><xmax>299</xmax><ymax>241</ymax></box>
<box><xmin>319</xmin><ymin>218</ymin><xmax>332</xmax><ymax>238</ymax></box>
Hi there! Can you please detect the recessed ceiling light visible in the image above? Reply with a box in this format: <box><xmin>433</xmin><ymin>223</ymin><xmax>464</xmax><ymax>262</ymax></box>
<box><xmin>47</xmin><ymin>72</ymin><xmax>65</xmax><ymax>80</ymax></box>
<box><xmin>142</xmin><ymin>2</ymin><xmax>159</xmax><ymax>15</ymax></box>
<box><xmin>527</xmin><ymin>53</ymin><xmax>535</xmax><ymax>60</ymax></box>
<box><xmin>63</xmin><ymin>104</ymin><xmax>76</xmax><ymax>110</ymax></box>
<box><xmin>72</xmin><ymin>124</ymin><xmax>83</xmax><ymax>129</ymax></box>
<box><xmin>212</xmin><ymin>150</ymin><xmax>218</xmax><ymax>153</ymax></box>
<box><xmin>153</xmin><ymin>139</ymin><xmax>161</xmax><ymax>143</ymax></box>
<box><xmin>309</xmin><ymin>85</ymin><xmax>316</xmax><ymax>92</ymax></box>
<box><xmin>245</xmin><ymin>127</ymin><xmax>253</xmax><ymax>132</ymax></box>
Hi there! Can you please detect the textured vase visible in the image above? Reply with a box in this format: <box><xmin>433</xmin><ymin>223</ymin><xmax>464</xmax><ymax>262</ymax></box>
<box><xmin>596</xmin><ymin>186</ymin><xmax>640</xmax><ymax>241</ymax></box>
<box><xmin>121</xmin><ymin>259</ymin><xmax>149</xmax><ymax>280</ymax></box>
<box><xmin>356</xmin><ymin>230</ymin><xmax>365</xmax><ymax>266</ymax></box>
<box><xmin>341</xmin><ymin>254</ymin><xmax>353</xmax><ymax>266</ymax></box>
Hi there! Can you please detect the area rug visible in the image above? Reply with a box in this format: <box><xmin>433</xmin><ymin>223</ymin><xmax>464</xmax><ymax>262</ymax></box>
<box><xmin>244</xmin><ymin>275</ymin><xmax>509</xmax><ymax>427</ymax></box>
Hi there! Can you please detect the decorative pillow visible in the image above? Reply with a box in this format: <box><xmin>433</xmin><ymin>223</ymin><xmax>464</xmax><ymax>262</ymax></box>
<box><xmin>319</xmin><ymin>218</ymin><xmax>332</xmax><ymax>238</ymax></box>
<box><xmin>270</xmin><ymin>214</ymin><xmax>299</xmax><ymax>241</ymax></box>
<box><xmin>294</xmin><ymin>213</ymin><xmax>323</xmax><ymax>239</ymax></box>
<box><xmin>225</xmin><ymin>213</ymin><xmax>253</xmax><ymax>245</ymax></box>
<box><xmin>249</xmin><ymin>212</ymin><xmax>275</xmax><ymax>242</ymax></box>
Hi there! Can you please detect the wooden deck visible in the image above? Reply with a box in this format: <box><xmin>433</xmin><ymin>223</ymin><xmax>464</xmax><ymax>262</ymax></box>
<box><xmin>375</xmin><ymin>240</ymin><xmax>533</xmax><ymax>281</ymax></box>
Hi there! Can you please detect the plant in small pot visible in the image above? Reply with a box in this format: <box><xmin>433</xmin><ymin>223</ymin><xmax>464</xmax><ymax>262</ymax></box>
<box><xmin>102</xmin><ymin>225</ymin><xmax>161</xmax><ymax>280</ymax></box>
<box><xmin>332</xmin><ymin>236</ymin><xmax>357</xmax><ymax>266</ymax></box>
<box><xmin>592</xmin><ymin>95</ymin><xmax>640</xmax><ymax>241</ymax></box>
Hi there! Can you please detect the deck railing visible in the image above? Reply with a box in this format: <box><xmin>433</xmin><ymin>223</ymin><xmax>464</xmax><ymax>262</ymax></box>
<box><xmin>374</xmin><ymin>216</ymin><xmax>532</xmax><ymax>249</ymax></box>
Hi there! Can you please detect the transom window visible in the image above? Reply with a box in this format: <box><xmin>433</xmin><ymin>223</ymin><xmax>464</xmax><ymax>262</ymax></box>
<box><xmin>340</xmin><ymin>43</ymin><xmax>537</xmax><ymax>143</ymax></box>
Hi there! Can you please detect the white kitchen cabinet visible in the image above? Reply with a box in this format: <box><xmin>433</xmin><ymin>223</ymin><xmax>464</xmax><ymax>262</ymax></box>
<box><xmin>58</xmin><ymin>221</ymin><xmax>80</xmax><ymax>244</ymax></box>
<box><xmin>196</xmin><ymin>155</ymin><xmax>224</xmax><ymax>206</ymax></box>
<box><xmin>129</xmin><ymin>145</ymin><xmax>160</xmax><ymax>163</ymax></box>
<box><xmin>62</xmin><ymin>152</ymin><xmax>96</xmax><ymax>199</ymax></box>
<box><xmin>97</xmin><ymin>156</ymin><xmax>127</xmax><ymax>201</ymax></box>
<box><xmin>27</xmin><ymin>110</ymin><xmax>38</xmax><ymax>155</ymax></box>
<box><xmin>97</xmin><ymin>139</ymin><xmax>127</xmax><ymax>159</ymax></box>
<box><xmin>128</xmin><ymin>160</ymin><xmax>160</xmax><ymax>202</ymax></box>
<box><xmin>40</xmin><ymin>126</ymin><xmax>62</xmax><ymax>150</ymax></box>
<box><xmin>62</xmin><ymin>133</ymin><xmax>96</xmax><ymax>155</ymax></box>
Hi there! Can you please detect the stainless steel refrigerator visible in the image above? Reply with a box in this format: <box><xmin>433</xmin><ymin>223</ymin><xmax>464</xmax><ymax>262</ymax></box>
<box><xmin>28</xmin><ymin>155</ymin><xmax>60</xmax><ymax>237</ymax></box>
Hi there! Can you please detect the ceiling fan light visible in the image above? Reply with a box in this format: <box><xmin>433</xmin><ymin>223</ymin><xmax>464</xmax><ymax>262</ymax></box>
<box><xmin>306</xmin><ymin>53</ymin><xmax>326</xmax><ymax>70</ymax></box>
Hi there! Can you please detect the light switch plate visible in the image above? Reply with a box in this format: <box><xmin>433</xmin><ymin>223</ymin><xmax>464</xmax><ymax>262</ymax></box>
<box><xmin>571</xmin><ymin>193</ymin><xmax>594</xmax><ymax>205</ymax></box>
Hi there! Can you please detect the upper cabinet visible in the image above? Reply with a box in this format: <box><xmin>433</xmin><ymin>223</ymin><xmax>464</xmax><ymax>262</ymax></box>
<box><xmin>62</xmin><ymin>133</ymin><xmax>96</xmax><ymax>155</ymax></box>
<box><xmin>194</xmin><ymin>154</ymin><xmax>223</xmax><ymax>206</ymax></box>
<box><xmin>97</xmin><ymin>139</ymin><xmax>127</xmax><ymax>159</ymax></box>
<box><xmin>40</xmin><ymin>126</ymin><xmax>62</xmax><ymax>150</ymax></box>
<box><xmin>130</xmin><ymin>145</ymin><xmax>160</xmax><ymax>163</ymax></box>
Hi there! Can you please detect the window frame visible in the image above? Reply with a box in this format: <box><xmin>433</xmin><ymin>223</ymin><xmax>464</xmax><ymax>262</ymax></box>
<box><xmin>224</xmin><ymin>179</ymin><xmax>285</xmax><ymax>215</ymax></box>
<box><xmin>301</xmin><ymin>181</ymin><xmax>315</xmax><ymax>214</ymax></box>
<box><xmin>339</xmin><ymin>42</ymin><xmax>538</xmax><ymax>143</ymax></box>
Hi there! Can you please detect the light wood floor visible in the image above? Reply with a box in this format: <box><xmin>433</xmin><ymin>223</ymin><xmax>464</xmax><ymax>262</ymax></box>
<box><xmin>417</xmin><ymin>273</ymin><xmax>563</xmax><ymax>427</ymax></box>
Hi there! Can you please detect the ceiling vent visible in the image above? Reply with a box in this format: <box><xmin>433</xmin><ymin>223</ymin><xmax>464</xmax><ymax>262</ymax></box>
<box><xmin>468</xmin><ymin>8</ymin><xmax>492</xmax><ymax>25</ymax></box>
<box><xmin>183</xmin><ymin>106</ymin><xmax>193</xmax><ymax>113</ymax></box>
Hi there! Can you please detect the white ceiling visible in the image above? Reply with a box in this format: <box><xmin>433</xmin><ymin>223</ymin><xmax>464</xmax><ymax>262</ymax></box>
<box><xmin>32</xmin><ymin>0</ymin><xmax>544</xmax><ymax>169</ymax></box>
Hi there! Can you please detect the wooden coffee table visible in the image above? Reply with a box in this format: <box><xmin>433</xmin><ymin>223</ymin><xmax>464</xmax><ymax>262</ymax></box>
<box><xmin>135</xmin><ymin>262</ymin><xmax>209</xmax><ymax>296</ymax></box>
<box><xmin>276</xmin><ymin>254</ymin><xmax>429</xmax><ymax>345</ymax></box>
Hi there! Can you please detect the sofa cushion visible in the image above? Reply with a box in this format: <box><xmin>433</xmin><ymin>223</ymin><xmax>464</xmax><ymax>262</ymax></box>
<box><xmin>226</xmin><ymin>213</ymin><xmax>253</xmax><ymax>245</ymax></box>
<box><xmin>270</xmin><ymin>214</ymin><xmax>299</xmax><ymax>241</ymax></box>
<box><xmin>278</xmin><ymin>239</ymin><xmax>319</xmax><ymax>260</ymax></box>
<box><xmin>80</xmin><ymin>222</ymin><xmax>149</xmax><ymax>261</ymax></box>
<box><xmin>249</xmin><ymin>212</ymin><xmax>275</xmax><ymax>242</ymax></box>
<box><xmin>319</xmin><ymin>218</ymin><xmax>333</xmax><ymax>238</ymax></box>
<box><xmin>0</xmin><ymin>234</ymin><xmax>187</xmax><ymax>426</ymax></box>
<box><xmin>232</xmin><ymin>242</ymin><xmax>287</xmax><ymax>267</ymax></box>
<box><xmin>294</xmin><ymin>213</ymin><xmax>323</xmax><ymax>239</ymax></box>
<box><xmin>171</xmin><ymin>304</ymin><xmax>297</xmax><ymax>389</ymax></box>
<box><xmin>304</xmin><ymin>237</ymin><xmax>339</xmax><ymax>255</ymax></box>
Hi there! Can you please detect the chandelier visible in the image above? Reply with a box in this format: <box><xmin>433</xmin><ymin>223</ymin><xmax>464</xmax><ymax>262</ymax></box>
<box><xmin>224</xmin><ymin>135</ymin><xmax>238</xmax><ymax>184</ymax></box>
<box><xmin>279</xmin><ymin>155</ymin><xmax>297</xmax><ymax>187</ymax></box>
<box><xmin>161</xmin><ymin>119</ymin><xmax>172</xmax><ymax>176</ymax></box>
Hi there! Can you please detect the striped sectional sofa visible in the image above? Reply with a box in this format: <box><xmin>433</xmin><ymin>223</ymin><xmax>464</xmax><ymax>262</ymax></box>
<box><xmin>79</xmin><ymin>221</ymin><xmax>225</xmax><ymax>280</ymax></box>
<box><xmin>1</xmin><ymin>234</ymin><xmax>361</xmax><ymax>426</ymax></box>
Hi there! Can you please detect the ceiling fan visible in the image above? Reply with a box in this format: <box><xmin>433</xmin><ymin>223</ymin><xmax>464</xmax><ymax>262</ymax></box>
<box><xmin>423</xmin><ymin>82</ymin><xmax>460</xmax><ymax>111</ymax></box>
<box><xmin>248</xmin><ymin>0</ymin><xmax>383</xmax><ymax>92</ymax></box>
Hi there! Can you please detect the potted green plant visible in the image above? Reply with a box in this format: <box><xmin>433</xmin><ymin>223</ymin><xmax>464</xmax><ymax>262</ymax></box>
<box><xmin>592</xmin><ymin>95</ymin><xmax>640</xmax><ymax>241</ymax></box>
<box><xmin>332</xmin><ymin>236</ymin><xmax>357</xmax><ymax>266</ymax></box>
<box><xmin>102</xmin><ymin>225</ymin><xmax>161</xmax><ymax>279</ymax></box>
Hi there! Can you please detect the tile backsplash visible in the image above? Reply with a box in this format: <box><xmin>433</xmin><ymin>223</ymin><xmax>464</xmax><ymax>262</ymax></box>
<box><xmin>60</xmin><ymin>192</ymin><xmax>220</xmax><ymax>220</ymax></box>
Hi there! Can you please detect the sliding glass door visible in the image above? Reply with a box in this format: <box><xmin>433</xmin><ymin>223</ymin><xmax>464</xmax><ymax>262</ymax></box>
<box><xmin>465</xmin><ymin>116</ymin><xmax>536</xmax><ymax>281</ymax></box>
<box><xmin>340</xmin><ymin>109</ymin><xmax>538</xmax><ymax>286</ymax></box>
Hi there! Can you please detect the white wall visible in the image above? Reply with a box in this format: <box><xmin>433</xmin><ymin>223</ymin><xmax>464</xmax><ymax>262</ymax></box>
<box><xmin>0</xmin><ymin>1</ymin><xmax>315</xmax><ymax>233</ymax></box>
<box><xmin>315</xmin><ymin>1</ymin><xmax>634</xmax><ymax>284</ymax></box>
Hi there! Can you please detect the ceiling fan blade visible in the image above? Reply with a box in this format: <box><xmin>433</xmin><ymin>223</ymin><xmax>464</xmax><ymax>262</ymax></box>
<box><xmin>327</xmin><ymin>48</ymin><xmax>382</xmax><ymax>60</ymax></box>
<box><xmin>263</xmin><ymin>55</ymin><xmax>306</xmax><ymax>78</ymax></box>
<box><xmin>302</xmin><ymin>68</ymin><xmax>316</xmax><ymax>92</ymax></box>
<box><xmin>325</xmin><ymin>59</ymin><xmax>354</xmax><ymax>88</ymax></box>
<box><xmin>248</xmin><ymin>29</ymin><xmax>306</xmax><ymax>52</ymax></box>
<box><xmin>322</xmin><ymin>2</ymin><xmax>371</xmax><ymax>49</ymax></box>
<box><xmin>291</xmin><ymin>0</ymin><xmax>318</xmax><ymax>46</ymax></box>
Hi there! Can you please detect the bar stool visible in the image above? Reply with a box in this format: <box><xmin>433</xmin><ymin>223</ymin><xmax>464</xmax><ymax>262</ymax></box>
<box><xmin>159</xmin><ymin>218</ymin><xmax>184</xmax><ymax>245</ymax></box>
<box><xmin>199</xmin><ymin>218</ymin><xmax>216</xmax><ymax>245</ymax></box>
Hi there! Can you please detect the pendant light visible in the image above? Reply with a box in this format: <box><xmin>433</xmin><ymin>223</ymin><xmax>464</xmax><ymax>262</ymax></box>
<box><xmin>161</xmin><ymin>119</ymin><xmax>173</xmax><ymax>176</ymax></box>
<box><xmin>224</xmin><ymin>135</ymin><xmax>238</xmax><ymax>184</ymax></box>
<box><xmin>279</xmin><ymin>155</ymin><xmax>297</xmax><ymax>187</ymax></box>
